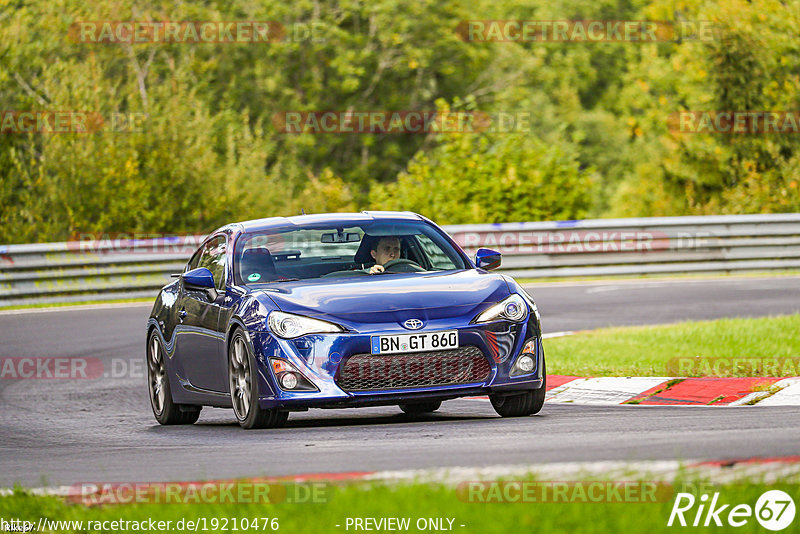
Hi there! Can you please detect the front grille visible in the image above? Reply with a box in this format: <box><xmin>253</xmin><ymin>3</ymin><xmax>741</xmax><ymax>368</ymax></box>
<box><xmin>336</xmin><ymin>345</ymin><xmax>491</xmax><ymax>392</ymax></box>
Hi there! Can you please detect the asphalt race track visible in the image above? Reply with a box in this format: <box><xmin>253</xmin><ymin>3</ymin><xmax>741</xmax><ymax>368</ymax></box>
<box><xmin>1</xmin><ymin>275</ymin><xmax>799</xmax><ymax>487</ymax></box>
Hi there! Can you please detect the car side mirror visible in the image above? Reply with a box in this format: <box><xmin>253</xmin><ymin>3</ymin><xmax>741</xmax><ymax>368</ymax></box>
<box><xmin>182</xmin><ymin>267</ymin><xmax>218</xmax><ymax>300</ymax></box>
<box><xmin>475</xmin><ymin>248</ymin><xmax>501</xmax><ymax>271</ymax></box>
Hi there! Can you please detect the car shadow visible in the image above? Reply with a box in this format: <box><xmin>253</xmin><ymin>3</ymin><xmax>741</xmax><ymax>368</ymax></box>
<box><xmin>144</xmin><ymin>407</ymin><xmax>549</xmax><ymax>434</ymax></box>
<box><xmin>285</xmin><ymin>411</ymin><xmax>497</xmax><ymax>428</ymax></box>
<box><xmin>188</xmin><ymin>407</ymin><xmax>500</xmax><ymax>430</ymax></box>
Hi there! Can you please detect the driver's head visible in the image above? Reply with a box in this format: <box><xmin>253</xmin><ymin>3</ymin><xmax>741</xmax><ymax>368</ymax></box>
<box><xmin>370</xmin><ymin>236</ymin><xmax>401</xmax><ymax>266</ymax></box>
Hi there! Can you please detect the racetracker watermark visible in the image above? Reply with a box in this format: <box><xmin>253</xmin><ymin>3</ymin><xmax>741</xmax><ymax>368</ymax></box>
<box><xmin>666</xmin><ymin>357</ymin><xmax>800</xmax><ymax>377</ymax></box>
<box><xmin>450</xmin><ymin>229</ymin><xmax>713</xmax><ymax>255</ymax></box>
<box><xmin>456</xmin><ymin>20</ymin><xmax>717</xmax><ymax>42</ymax></box>
<box><xmin>65</xmin><ymin>231</ymin><xmax>205</xmax><ymax>255</ymax></box>
<box><xmin>0</xmin><ymin>357</ymin><xmax>103</xmax><ymax>380</ymax></box>
<box><xmin>272</xmin><ymin>111</ymin><xmax>534</xmax><ymax>134</ymax></box>
<box><xmin>0</xmin><ymin>111</ymin><xmax>147</xmax><ymax>134</ymax></box>
<box><xmin>0</xmin><ymin>357</ymin><xmax>146</xmax><ymax>380</ymax></box>
<box><xmin>69</xmin><ymin>21</ymin><xmax>325</xmax><ymax>44</ymax></box>
<box><xmin>457</xmin><ymin>481</ymin><xmax>716</xmax><ymax>503</ymax></box>
<box><xmin>669</xmin><ymin>111</ymin><xmax>800</xmax><ymax>134</ymax></box>
<box><xmin>69</xmin><ymin>481</ymin><xmax>329</xmax><ymax>505</ymax></box>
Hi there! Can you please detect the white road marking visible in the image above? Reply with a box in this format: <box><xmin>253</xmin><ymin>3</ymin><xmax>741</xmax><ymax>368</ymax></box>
<box><xmin>541</xmin><ymin>331</ymin><xmax>575</xmax><ymax>339</ymax></box>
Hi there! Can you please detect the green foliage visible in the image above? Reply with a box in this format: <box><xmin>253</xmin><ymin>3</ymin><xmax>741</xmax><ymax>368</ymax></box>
<box><xmin>0</xmin><ymin>0</ymin><xmax>797</xmax><ymax>243</ymax></box>
<box><xmin>608</xmin><ymin>0</ymin><xmax>800</xmax><ymax>216</ymax></box>
<box><xmin>371</xmin><ymin>108</ymin><xmax>595</xmax><ymax>224</ymax></box>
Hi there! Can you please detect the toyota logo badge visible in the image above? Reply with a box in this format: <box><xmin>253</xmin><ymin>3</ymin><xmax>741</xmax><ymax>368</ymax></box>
<box><xmin>403</xmin><ymin>319</ymin><xmax>424</xmax><ymax>330</ymax></box>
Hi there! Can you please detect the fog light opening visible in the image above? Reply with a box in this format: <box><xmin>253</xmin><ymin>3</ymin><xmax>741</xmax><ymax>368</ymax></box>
<box><xmin>269</xmin><ymin>357</ymin><xmax>319</xmax><ymax>392</ymax></box>
<box><xmin>516</xmin><ymin>355</ymin><xmax>535</xmax><ymax>373</ymax></box>
<box><xmin>280</xmin><ymin>372</ymin><xmax>299</xmax><ymax>390</ymax></box>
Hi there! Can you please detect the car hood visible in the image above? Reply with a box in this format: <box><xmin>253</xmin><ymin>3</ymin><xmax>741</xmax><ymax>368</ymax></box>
<box><xmin>253</xmin><ymin>270</ymin><xmax>510</xmax><ymax>328</ymax></box>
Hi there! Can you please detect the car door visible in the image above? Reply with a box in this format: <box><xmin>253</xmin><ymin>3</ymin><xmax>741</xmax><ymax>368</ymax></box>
<box><xmin>175</xmin><ymin>235</ymin><xmax>229</xmax><ymax>392</ymax></box>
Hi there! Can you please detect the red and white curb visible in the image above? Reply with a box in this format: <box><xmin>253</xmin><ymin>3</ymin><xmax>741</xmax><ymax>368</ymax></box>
<box><xmin>354</xmin><ymin>457</ymin><xmax>800</xmax><ymax>486</ymax></box>
<box><xmin>551</xmin><ymin>376</ymin><xmax>800</xmax><ymax>406</ymax></box>
<box><xmin>4</xmin><ymin>457</ymin><xmax>800</xmax><ymax>498</ymax></box>
<box><xmin>546</xmin><ymin>377</ymin><xmax>672</xmax><ymax>404</ymax></box>
<box><xmin>467</xmin><ymin>376</ymin><xmax>800</xmax><ymax>406</ymax></box>
<box><xmin>732</xmin><ymin>377</ymin><xmax>800</xmax><ymax>406</ymax></box>
<box><xmin>536</xmin><ymin>331</ymin><xmax>800</xmax><ymax>405</ymax></box>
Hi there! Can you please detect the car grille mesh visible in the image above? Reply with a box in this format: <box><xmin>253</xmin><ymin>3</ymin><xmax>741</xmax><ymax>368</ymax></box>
<box><xmin>336</xmin><ymin>345</ymin><xmax>491</xmax><ymax>392</ymax></box>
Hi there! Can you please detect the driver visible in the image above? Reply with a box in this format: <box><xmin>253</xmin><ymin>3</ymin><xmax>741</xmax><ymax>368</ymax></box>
<box><xmin>368</xmin><ymin>236</ymin><xmax>401</xmax><ymax>274</ymax></box>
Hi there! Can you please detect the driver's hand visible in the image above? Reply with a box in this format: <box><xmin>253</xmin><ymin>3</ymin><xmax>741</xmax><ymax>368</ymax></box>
<box><xmin>369</xmin><ymin>264</ymin><xmax>385</xmax><ymax>275</ymax></box>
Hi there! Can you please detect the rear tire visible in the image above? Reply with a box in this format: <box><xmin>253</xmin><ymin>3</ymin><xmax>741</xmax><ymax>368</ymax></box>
<box><xmin>399</xmin><ymin>401</ymin><xmax>442</xmax><ymax>414</ymax></box>
<box><xmin>490</xmin><ymin>357</ymin><xmax>546</xmax><ymax>417</ymax></box>
<box><xmin>229</xmin><ymin>328</ymin><xmax>289</xmax><ymax>429</ymax></box>
<box><xmin>147</xmin><ymin>330</ymin><xmax>202</xmax><ymax>425</ymax></box>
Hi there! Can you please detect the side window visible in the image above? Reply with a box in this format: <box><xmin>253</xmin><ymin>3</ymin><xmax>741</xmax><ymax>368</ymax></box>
<box><xmin>186</xmin><ymin>248</ymin><xmax>202</xmax><ymax>272</ymax></box>
<box><xmin>415</xmin><ymin>234</ymin><xmax>457</xmax><ymax>270</ymax></box>
<box><xmin>197</xmin><ymin>236</ymin><xmax>227</xmax><ymax>291</ymax></box>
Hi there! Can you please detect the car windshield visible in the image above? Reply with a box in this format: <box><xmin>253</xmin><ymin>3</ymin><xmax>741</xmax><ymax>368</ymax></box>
<box><xmin>234</xmin><ymin>220</ymin><xmax>468</xmax><ymax>284</ymax></box>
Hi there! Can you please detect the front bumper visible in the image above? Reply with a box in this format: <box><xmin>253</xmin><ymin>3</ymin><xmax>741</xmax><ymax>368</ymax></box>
<box><xmin>246</xmin><ymin>313</ymin><xmax>544</xmax><ymax>410</ymax></box>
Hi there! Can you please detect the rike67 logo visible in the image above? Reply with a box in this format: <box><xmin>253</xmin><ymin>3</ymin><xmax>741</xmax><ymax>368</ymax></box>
<box><xmin>668</xmin><ymin>490</ymin><xmax>796</xmax><ymax>530</ymax></box>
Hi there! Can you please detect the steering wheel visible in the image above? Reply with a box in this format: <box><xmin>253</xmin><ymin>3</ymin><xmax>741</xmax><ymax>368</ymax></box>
<box><xmin>382</xmin><ymin>258</ymin><xmax>426</xmax><ymax>273</ymax></box>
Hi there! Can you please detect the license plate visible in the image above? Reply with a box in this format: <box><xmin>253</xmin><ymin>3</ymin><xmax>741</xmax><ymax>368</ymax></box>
<box><xmin>371</xmin><ymin>330</ymin><xmax>459</xmax><ymax>355</ymax></box>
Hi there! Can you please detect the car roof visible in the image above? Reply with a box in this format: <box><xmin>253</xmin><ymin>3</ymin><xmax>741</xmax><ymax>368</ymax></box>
<box><xmin>229</xmin><ymin>211</ymin><xmax>424</xmax><ymax>234</ymax></box>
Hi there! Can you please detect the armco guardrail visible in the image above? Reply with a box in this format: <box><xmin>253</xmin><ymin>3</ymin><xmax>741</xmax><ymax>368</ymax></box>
<box><xmin>1</xmin><ymin>214</ymin><xmax>799</xmax><ymax>307</ymax></box>
<box><xmin>0</xmin><ymin>235</ymin><xmax>206</xmax><ymax>308</ymax></box>
<box><xmin>448</xmin><ymin>213</ymin><xmax>800</xmax><ymax>278</ymax></box>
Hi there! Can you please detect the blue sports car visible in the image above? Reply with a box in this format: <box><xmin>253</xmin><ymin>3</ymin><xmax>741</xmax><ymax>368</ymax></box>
<box><xmin>146</xmin><ymin>212</ymin><xmax>545</xmax><ymax>429</ymax></box>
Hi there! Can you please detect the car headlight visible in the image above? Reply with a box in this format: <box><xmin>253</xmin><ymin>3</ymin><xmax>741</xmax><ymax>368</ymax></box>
<box><xmin>473</xmin><ymin>294</ymin><xmax>529</xmax><ymax>324</ymax></box>
<box><xmin>519</xmin><ymin>290</ymin><xmax>541</xmax><ymax>322</ymax></box>
<box><xmin>268</xmin><ymin>311</ymin><xmax>343</xmax><ymax>339</ymax></box>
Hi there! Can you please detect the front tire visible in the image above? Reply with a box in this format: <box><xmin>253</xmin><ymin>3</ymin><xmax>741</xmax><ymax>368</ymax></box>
<box><xmin>399</xmin><ymin>401</ymin><xmax>442</xmax><ymax>414</ymax></box>
<box><xmin>490</xmin><ymin>358</ymin><xmax>546</xmax><ymax>417</ymax></box>
<box><xmin>228</xmin><ymin>328</ymin><xmax>289</xmax><ymax>430</ymax></box>
<box><xmin>147</xmin><ymin>330</ymin><xmax>201</xmax><ymax>425</ymax></box>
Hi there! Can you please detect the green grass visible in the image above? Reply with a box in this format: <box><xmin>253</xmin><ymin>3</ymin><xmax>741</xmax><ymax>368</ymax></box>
<box><xmin>1</xmin><ymin>478</ymin><xmax>797</xmax><ymax>534</ymax></box>
<box><xmin>546</xmin><ymin>314</ymin><xmax>800</xmax><ymax>377</ymax></box>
